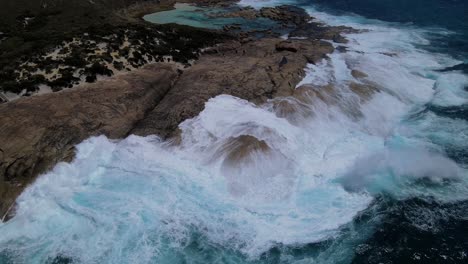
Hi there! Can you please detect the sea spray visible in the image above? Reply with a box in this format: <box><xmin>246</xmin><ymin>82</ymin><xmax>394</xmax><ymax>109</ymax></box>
<box><xmin>1</xmin><ymin>0</ymin><xmax>468</xmax><ymax>263</ymax></box>
<box><xmin>341</xmin><ymin>147</ymin><xmax>463</xmax><ymax>194</ymax></box>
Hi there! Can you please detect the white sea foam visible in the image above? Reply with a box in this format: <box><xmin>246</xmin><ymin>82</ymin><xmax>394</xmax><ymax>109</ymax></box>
<box><xmin>1</xmin><ymin>0</ymin><xmax>467</xmax><ymax>263</ymax></box>
<box><xmin>0</xmin><ymin>126</ymin><xmax>371</xmax><ymax>262</ymax></box>
<box><xmin>342</xmin><ymin>147</ymin><xmax>464</xmax><ymax>192</ymax></box>
<box><xmin>432</xmin><ymin>72</ymin><xmax>468</xmax><ymax>106</ymax></box>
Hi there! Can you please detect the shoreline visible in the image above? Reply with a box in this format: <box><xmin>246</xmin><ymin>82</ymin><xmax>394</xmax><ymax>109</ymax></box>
<box><xmin>0</xmin><ymin>1</ymin><xmax>353</xmax><ymax>220</ymax></box>
<box><xmin>1</xmin><ymin>1</ymin><xmax>467</xmax><ymax>263</ymax></box>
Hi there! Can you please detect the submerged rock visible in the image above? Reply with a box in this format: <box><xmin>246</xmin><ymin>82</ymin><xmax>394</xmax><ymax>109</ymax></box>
<box><xmin>351</xmin><ymin>69</ymin><xmax>369</xmax><ymax>79</ymax></box>
<box><xmin>349</xmin><ymin>82</ymin><xmax>380</xmax><ymax>102</ymax></box>
<box><xmin>219</xmin><ymin>135</ymin><xmax>272</xmax><ymax>165</ymax></box>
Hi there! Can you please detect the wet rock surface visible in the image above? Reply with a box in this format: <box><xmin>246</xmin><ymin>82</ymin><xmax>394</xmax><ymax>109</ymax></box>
<box><xmin>208</xmin><ymin>4</ymin><xmax>310</xmax><ymax>26</ymax></box>
<box><xmin>219</xmin><ymin>135</ymin><xmax>272</xmax><ymax>165</ymax></box>
<box><xmin>131</xmin><ymin>38</ymin><xmax>334</xmax><ymax>138</ymax></box>
<box><xmin>0</xmin><ymin>63</ymin><xmax>178</xmax><ymax>219</ymax></box>
<box><xmin>180</xmin><ymin>0</ymin><xmax>238</xmax><ymax>7</ymax></box>
<box><xmin>260</xmin><ymin>5</ymin><xmax>310</xmax><ymax>26</ymax></box>
<box><xmin>0</xmin><ymin>1</ymin><xmax>353</xmax><ymax>220</ymax></box>
<box><xmin>131</xmin><ymin>4</ymin><xmax>348</xmax><ymax>138</ymax></box>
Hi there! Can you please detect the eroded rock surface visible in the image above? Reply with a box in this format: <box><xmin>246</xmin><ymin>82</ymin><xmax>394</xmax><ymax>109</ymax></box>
<box><xmin>209</xmin><ymin>4</ymin><xmax>310</xmax><ymax>25</ymax></box>
<box><xmin>131</xmin><ymin>38</ymin><xmax>334</xmax><ymax>138</ymax></box>
<box><xmin>219</xmin><ymin>135</ymin><xmax>272</xmax><ymax>165</ymax></box>
<box><xmin>0</xmin><ymin>3</ymin><xmax>353</xmax><ymax>220</ymax></box>
<box><xmin>0</xmin><ymin>63</ymin><xmax>178</xmax><ymax>219</ymax></box>
<box><xmin>260</xmin><ymin>5</ymin><xmax>310</xmax><ymax>25</ymax></box>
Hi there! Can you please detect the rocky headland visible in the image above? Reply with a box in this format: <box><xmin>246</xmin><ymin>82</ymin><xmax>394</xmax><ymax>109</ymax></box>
<box><xmin>0</xmin><ymin>0</ymin><xmax>362</xmax><ymax>220</ymax></box>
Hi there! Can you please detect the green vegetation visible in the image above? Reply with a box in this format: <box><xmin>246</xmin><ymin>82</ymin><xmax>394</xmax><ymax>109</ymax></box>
<box><xmin>0</xmin><ymin>0</ymin><xmax>230</xmax><ymax>95</ymax></box>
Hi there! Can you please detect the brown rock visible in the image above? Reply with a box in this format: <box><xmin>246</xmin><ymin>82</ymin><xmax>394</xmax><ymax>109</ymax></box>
<box><xmin>207</xmin><ymin>4</ymin><xmax>312</xmax><ymax>27</ymax></box>
<box><xmin>209</xmin><ymin>7</ymin><xmax>258</xmax><ymax>20</ymax></box>
<box><xmin>276</xmin><ymin>41</ymin><xmax>299</xmax><ymax>52</ymax></box>
<box><xmin>349</xmin><ymin>82</ymin><xmax>379</xmax><ymax>101</ymax></box>
<box><xmin>181</xmin><ymin>0</ymin><xmax>237</xmax><ymax>7</ymax></box>
<box><xmin>218</xmin><ymin>135</ymin><xmax>272</xmax><ymax>166</ymax></box>
<box><xmin>303</xmin><ymin>41</ymin><xmax>334</xmax><ymax>64</ymax></box>
<box><xmin>0</xmin><ymin>63</ymin><xmax>178</xmax><ymax>220</ymax></box>
<box><xmin>294</xmin><ymin>84</ymin><xmax>337</xmax><ymax>105</ymax></box>
<box><xmin>259</xmin><ymin>5</ymin><xmax>310</xmax><ymax>25</ymax></box>
<box><xmin>132</xmin><ymin>38</ymin><xmax>335</xmax><ymax>138</ymax></box>
<box><xmin>351</xmin><ymin>69</ymin><xmax>369</xmax><ymax>79</ymax></box>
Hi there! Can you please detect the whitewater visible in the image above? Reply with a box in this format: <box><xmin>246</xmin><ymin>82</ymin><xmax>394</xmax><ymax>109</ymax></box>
<box><xmin>1</xmin><ymin>0</ymin><xmax>467</xmax><ymax>263</ymax></box>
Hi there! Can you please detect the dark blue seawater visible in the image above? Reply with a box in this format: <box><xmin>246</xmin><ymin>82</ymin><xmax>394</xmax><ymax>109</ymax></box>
<box><xmin>305</xmin><ymin>0</ymin><xmax>467</xmax><ymax>31</ymax></box>
<box><xmin>1</xmin><ymin>1</ymin><xmax>467</xmax><ymax>264</ymax></box>
<box><xmin>299</xmin><ymin>1</ymin><xmax>468</xmax><ymax>263</ymax></box>
<box><xmin>303</xmin><ymin>0</ymin><xmax>468</xmax><ymax>62</ymax></box>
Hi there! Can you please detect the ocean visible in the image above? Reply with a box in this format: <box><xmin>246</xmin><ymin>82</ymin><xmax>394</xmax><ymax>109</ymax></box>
<box><xmin>1</xmin><ymin>0</ymin><xmax>467</xmax><ymax>263</ymax></box>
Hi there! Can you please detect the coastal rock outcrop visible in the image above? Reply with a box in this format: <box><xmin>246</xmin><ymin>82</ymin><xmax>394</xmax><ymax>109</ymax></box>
<box><xmin>180</xmin><ymin>0</ymin><xmax>238</xmax><ymax>7</ymax></box>
<box><xmin>0</xmin><ymin>2</ymin><xmax>350</xmax><ymax>221</ymax></box>
<box><xmin>131</xmin><ymin>38</ymin><xmax>334</xmax><ymax>138</ymax></box>
<box><xmin>290</xmin><ymin>23</ymin><xmax>358</xmax><ymax>43</ymax></box>
<box><xmin>208</xmin><ymin>4</ymin><xmax>311</xmax><ymax>26</ymax></box>
<box><xmin>259</xmin><ymin>5</ymin><xmax>310</xmax><ymax>25</ymax></box>
<box><xmin>0</xmin><ymin>63</ymin><xmax>178</xmax><ymax>219</ymax></box>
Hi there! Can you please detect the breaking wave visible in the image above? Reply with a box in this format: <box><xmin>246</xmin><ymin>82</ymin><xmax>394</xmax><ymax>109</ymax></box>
<box><xmin>1</xmin><ymin>0</ymin><xmax>467</xmax><ymax>263</ymax></box>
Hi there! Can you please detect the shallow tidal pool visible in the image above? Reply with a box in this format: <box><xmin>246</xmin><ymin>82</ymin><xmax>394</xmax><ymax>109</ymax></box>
<box><xmin>143</xmin><ymin>3</ymin><xmax>279</xmax><ymax>32</ymax></box>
